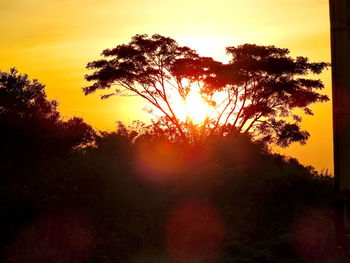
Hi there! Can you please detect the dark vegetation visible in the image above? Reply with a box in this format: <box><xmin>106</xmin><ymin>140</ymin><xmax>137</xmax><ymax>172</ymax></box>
<box><xmin>84</xmin><ymin>34</ymin><xmax>329</xmax><ymax>146</ymax></box>
<box><xmin>0</xmin><ymin>36</ymin><xmax>340</xmax><ymax>263</ymax></box>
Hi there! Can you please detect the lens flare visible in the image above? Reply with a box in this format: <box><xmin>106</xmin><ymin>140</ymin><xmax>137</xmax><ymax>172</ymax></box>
<box><xmin>7</xmin><ymin>211</ymin><xmax>94</xmax><ymax>263</ymax></box>
<box><xmin>166</xmin><ymin>200</ymin><xmax>226</xmax><ymax>262</ymax></box>
<box><xmin>134</xmin><ymin>140</ymin><xmax>185</xmax><ymax>185</ymax></box>
<box><xmin>293</xmin><ymin>207</ymin><xmax>334</xmax><ymax>262</ymax></box>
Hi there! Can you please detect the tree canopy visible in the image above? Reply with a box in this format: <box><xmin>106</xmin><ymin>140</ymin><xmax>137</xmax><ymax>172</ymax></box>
<box><xmin>84</xmin><ymin>34</ymin><xmax>329</xmax><ymax>147</ymax></box>
<box><xmin>0</xmin><ymin>68</ymin><xmax>95</xmax><ymax>163</ymax></box>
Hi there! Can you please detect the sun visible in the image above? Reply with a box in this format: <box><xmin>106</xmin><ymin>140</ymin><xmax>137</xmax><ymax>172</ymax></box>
<box><xmin>170</xmin><ymin>85</ymin><xmax>211</xmax><ymax>124</ymax></box>
<box><xmin>185</xmin><ymin>88</ymin><xmax>210</xmax><ymax>124</ymax></box>
<box><xmin>148</xmin><ymin>84</ymin><xmax>213</xmax><ymax>125</ymax></box>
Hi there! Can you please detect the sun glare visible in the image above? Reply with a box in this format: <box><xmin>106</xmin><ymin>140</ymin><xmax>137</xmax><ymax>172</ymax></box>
<box><xmin>168</xmin><ymin>85</ymin><xmax>211</xmax><ymax>124</ymax></box>
<box><xmin>184</xmin><ymin>88</ymin><xmax>210</xmax><ymax>124</ymax></box>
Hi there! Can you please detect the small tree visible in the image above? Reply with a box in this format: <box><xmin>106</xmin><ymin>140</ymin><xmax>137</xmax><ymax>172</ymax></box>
<box><xmin>0</xmin><ymin>68</ymin><xmax>95</xmax><ymax>160</ymax></box>
<box><xmin>0</xmin><ymin>68</ymin><xmax>60</xmax><ymax>123</ymax></box>
<box><xmin>84</xmin><ymin>34</ymin><xmax>329</xmax><ymax>146</ymax></box>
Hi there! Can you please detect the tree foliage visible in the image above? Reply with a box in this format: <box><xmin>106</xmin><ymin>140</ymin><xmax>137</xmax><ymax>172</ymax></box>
<box><xmin>0</xmin><ymin>68</ymin><xmax>60</xmax><ymax>123</ymax></box>
<box><xmin>0</xmin><ymin>68</ymin><xmax>95</xmax><ymax>163</ymax></box>
<box><xmin>84</xmin><ymin>34</ymin><xmax>199</xmax><ymax>140</ymax></box>
<box><xmin>85</xmin><ymin>34</ymin><xmax>329</xmax><ymax>147</ymax></box>
<box><xmin>1</xmin><ymin>119</ymin><xmax>335</xmax><ymax>263</ymax></box>
<box><xmin>213</xmin><ymin>44</ymin><xmax>329</xmax><ymax>146</ymax></box>
<box><xmin>0</xmin><ymin>67</ymin><xmax>337</xmax><ymax>263</ymax></box>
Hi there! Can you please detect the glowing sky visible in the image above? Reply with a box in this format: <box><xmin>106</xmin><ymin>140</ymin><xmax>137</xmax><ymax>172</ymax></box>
<box><xmin>0</xmin><ymin>0</ymin><xmax>332</xmax><ymax>172</ymax></box>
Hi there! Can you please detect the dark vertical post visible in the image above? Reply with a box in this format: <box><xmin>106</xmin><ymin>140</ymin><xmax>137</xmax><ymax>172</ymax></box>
<box><xmin>329</xmin><ymin>0</ymin><xmax>350</xmax><ymax>248</ymax></box>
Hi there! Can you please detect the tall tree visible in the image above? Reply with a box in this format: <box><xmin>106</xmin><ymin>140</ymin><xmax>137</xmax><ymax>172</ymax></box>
<box><xmin>84</xmin><ymin>34</ymin><xmax>329</xmax><ymax>146</ymax></box>
<box><xmin>197</xmin><ymin>44</ymin><xmax>329</xmax><ymax>146</ymax></box>
<box><xmin>84</xmin><ymin>34</ymin><xmax>200</xmax><ymax>141</ymax></box>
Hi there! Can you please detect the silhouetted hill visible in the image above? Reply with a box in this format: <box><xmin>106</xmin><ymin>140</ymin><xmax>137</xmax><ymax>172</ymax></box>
<box><xmin>0</xmin><ymin>68</ymin><xmax>336</xmax><ymax>263</ymax></box>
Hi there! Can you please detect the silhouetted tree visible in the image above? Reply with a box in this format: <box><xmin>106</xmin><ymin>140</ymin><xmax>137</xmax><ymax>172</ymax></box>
<box><xmin>0</xmin><ymin>68</ymin><xmax>95</xmax><ymax>161</ymax></box>
<box><xmin>84</xmin><ymin>34</ymin><xmax>200</xmax><ymax>141</ymax></box>
<box><xmin>199</xmin><ymin>44</ymin><xmax>329</xmax><ymax>146</ymax></box>
<box><xmin>0</xmin><ymin>68</ymin><xmax>96</xmax><ymax>261</ymax></box>
<box><xmin>85</xmin><ymin>34</ymin><xmax>329</xmax><ymax>146</ymax></box>
<box><xmin>0</xmin><ymin>68</ymin><xmax>59</xmax><ymax>123</ymax></box>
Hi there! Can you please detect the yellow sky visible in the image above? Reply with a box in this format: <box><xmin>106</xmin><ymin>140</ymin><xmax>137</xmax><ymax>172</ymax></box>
<box><xmin>0</xmin><ymin>0</ymin><xmax>332</xmax><ymax>172</ymax></box>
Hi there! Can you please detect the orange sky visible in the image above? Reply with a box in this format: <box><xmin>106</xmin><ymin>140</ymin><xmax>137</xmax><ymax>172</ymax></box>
<box><xmin>0</xmin><ymin>0</ymin><xmax>332</xmax><ymax>172</ymax></box>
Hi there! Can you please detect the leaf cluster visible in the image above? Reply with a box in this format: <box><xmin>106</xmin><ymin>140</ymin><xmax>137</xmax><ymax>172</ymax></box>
<box><xmin>84</xmin><ymin>34</ymin><xmax>329</xmax><ymax>147</ymax></box>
